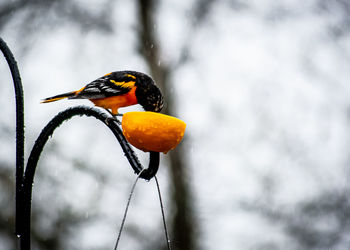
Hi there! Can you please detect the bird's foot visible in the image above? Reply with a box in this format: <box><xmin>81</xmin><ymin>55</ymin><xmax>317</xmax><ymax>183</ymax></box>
<box><xmin>105</xmin><ymin>116</ymin><xmax>121</xmax><ymax>125</ymax></box>
<box><xmin>104</xmin><ymin>109</ymin><xmax>123</xmax><ymax>125</ymax></box>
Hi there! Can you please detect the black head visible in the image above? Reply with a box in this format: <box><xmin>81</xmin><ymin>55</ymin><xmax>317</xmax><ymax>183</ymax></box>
<box><xmin>129</xmin><ymin>71</ymin><xmax>164</xmax><ymax>112</ymax></box>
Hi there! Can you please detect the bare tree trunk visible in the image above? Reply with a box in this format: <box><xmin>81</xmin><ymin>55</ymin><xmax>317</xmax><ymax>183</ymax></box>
<box><xmin>136</xmin><ymin>1</ymin><xmax>198</xmax><ymax>250</ymax></box>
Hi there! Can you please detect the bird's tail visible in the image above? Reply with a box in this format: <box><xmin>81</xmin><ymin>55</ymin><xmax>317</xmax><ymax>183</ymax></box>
<box><xmin>41</xmin><ymin>91</ymin><xmax>76</xmax><ymax>103</ymax></box>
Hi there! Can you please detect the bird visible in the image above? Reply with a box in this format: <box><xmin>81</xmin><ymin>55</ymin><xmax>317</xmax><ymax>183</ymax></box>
<box><xmin>41</xmin><ymin>70</ymin><xmax>164</xmax><ymax>115</ymax></box>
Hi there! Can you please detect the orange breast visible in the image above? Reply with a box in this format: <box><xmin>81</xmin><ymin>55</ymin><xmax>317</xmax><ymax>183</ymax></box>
<box><xmin>90</xmin><ymin>87</ymin><xmax>138</xmax><ymax>114</ymax></box>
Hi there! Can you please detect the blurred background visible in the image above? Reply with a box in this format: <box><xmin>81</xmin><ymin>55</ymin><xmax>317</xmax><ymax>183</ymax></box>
<box><xmin>1</xmin><ymin>0</ymin><xmax>350</xmax><ymax>249</ymax></box>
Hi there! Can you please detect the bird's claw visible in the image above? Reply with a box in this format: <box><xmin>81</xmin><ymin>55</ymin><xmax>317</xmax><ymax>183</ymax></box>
<box><xmin>104</xmin><ymin>109</ymin><xmax>123</xmax><ymax>125</ymax></box>
<box><xmin>105</xmin><ymin>116</ymin><xmax>121</xmax><ymax>125</ymax></box>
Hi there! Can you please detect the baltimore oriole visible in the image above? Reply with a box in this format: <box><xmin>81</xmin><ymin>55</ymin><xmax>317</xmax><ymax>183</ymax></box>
<box><xmin>42</xmin><ymin>71</ymin><xmax>163</xmax><ymax>115</ymax></box>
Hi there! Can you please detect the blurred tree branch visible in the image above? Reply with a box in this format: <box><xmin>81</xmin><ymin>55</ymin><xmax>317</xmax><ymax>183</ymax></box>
<box><xmin>136</xmin><ymin>0</ymin><xmax>203</xmax><ymax>249</ymax></box>
<box><xmin>317</xmin><ymin>0</ymin><xmax>350</xmax><ymax>37</ymax></box>
<box><xmin>242</xmin><ymin>185</ymin><xmax>350</xmax><ymax>250</ymax></box>
<box><xmin>0</xmin><ymin>0</ymin><xmax>114</xmax><ymax>33</ymax></box>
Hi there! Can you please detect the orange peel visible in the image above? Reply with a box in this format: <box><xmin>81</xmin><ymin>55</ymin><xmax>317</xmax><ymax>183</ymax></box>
<box><xmin>122</xmin><ymin>111</ymin><xmax>186</xmax><ymax>153</ymax></box>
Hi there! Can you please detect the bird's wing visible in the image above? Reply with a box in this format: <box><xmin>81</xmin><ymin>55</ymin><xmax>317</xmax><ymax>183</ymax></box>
<box><xmin>71</xmin><ymin>73</ymin><xmax>136</xmax><ymax>99</ymax></box>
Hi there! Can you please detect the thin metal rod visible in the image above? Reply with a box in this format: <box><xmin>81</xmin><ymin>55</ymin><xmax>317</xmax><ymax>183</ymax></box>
<box><xmin>114</xmin><ymin>169</ymin><xmax>145</xmax><ymax>250</ymax></box>
<box><xmin>0</xmin><ymin>37</ymin><xmax>25</xmax><ymax>237</ymax></box>
<box><xmin>155</xmin><ymin>176</ymin><xmax>171</xmax><ymax>250</ymax></box>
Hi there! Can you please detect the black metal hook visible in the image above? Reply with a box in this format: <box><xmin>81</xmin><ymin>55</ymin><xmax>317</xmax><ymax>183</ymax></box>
<box><xmin>0</xmin><ymin>37</ymin><xmax>25</xmax><ymax>238</ymax></box>
<box><xmin>20</xmin><ymin>106</ymin><xmax>159</xmax><ymax>248</ymax></box>
<box><xmin>1</xmin><ymin>37</ymin><xmax>160</xmax><ymax>250</ymax></box>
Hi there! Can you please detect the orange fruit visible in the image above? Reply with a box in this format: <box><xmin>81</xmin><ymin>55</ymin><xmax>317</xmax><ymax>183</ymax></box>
<box><xmin>122</xmin><ymin>111</ymin><xmax>186</xmax><ymax>153</ymax></box>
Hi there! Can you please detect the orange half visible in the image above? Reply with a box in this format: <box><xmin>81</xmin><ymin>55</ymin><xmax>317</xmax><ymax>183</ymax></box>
<box><xmin>122</xmin><ymin>111</ymin><xmax>186</xmax><ymax>153</ymax></box>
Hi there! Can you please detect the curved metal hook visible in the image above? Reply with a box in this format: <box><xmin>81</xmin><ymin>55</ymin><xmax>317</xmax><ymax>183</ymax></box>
<box><xmin>0</xmin><ymin>37</ymin><xmax>25</xmax><ymax>237</ymax></box>
<box><xmin>20</xmin><ymin>106</ymin><xmax>160</xmax><ymax>248</ymax></box>
<box><xmin>1</xmin><ymin>37</ymin><xmax>160</xmax><ymax>249</ymax></box>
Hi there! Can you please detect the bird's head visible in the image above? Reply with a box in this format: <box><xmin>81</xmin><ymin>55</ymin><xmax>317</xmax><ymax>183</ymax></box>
<box><xmin>132</xmin><ymin>72</ymin><xmax>164</xmax><ymax>112</ymax></box>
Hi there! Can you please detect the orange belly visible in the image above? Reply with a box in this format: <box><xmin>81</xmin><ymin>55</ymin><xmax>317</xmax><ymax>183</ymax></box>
<box><xmin>90</xmin><ymin>87</ymin><xmax>138</xmax><ymax>115</ymax></box>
